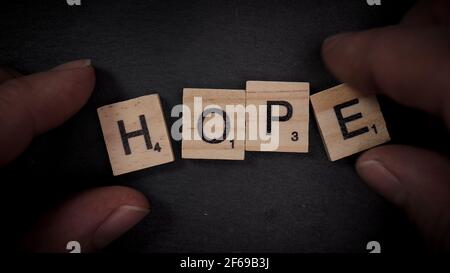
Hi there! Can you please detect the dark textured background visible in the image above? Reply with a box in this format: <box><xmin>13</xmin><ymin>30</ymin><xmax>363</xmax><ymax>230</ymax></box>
<box><xmin>2</xmin><ymin>0</ymin><xmax>447</xmax><ymax>253</ymax></box>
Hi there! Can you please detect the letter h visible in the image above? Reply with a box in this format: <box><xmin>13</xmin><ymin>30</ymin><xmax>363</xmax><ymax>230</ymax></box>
<box><xmin>117</xmin><ymin>115</ymin><xmax>153</xmax><ymax>155</ymax></box>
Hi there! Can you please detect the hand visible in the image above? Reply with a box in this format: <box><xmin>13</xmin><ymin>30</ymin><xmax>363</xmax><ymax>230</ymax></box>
<box><xmin>0</xmin><ymin>59</ymin><xmax>149</xmax><ymax>252</ymax></box>
<box><xmin>322</xmin><ymin>0</ymin><xmax>450</xmax><ymax>251</ymax></box>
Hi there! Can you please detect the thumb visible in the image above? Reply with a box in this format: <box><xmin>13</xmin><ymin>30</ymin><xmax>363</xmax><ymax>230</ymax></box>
<box><xmin>356</xmin><ymin>145</ymin><xmax>450</xmax><ymax>251</ymax></box>
<box><xmin>21</xmin><ymin>186</ymin><xmax>150</xmax><ymax>252</ymax></box>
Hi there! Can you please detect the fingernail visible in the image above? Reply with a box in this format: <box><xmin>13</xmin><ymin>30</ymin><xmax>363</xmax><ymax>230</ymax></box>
<box><xmin>356</xmin><ymin>160</ymin><xmax>406</xmax><ymax>206</ymax></box>
<box><xmin>93</xmin><ymin>205</ymin><xmax>149</xmax><ymax>249</ymax></box>
<box><xmin>51</xmin><ymin>59</ymin><xmax>92</xmax><ymax>71</ymax></box>
<box><xmin>323</xmin><ymin>32</ymin><xmax>353</xmax><ymax>54</ymax></box>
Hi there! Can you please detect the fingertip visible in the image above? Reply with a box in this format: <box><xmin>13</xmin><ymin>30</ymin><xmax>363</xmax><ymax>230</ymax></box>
<box><xmin>322</xmin><ymin>32</ymin><xmax>354</xmax><ymax>60</ymax></box>
<box><xmin>356</xmin><ymin>145</ymin><xmax>450</xmax><ymax>250</ymax></box>
<box><xmin>100</xmin><ymin>186</ymin><xmax>151</xmax><ymax>211</ymax></box>
<box><xmin>356</xmin><ymin>145</ymin><xmax>390</xmax><ymax>165</ymax></box>
<box><xmin>321</xmin><ymin>31</ymin><xmax>376</xmax><ymax>94</ymax></box>
<box><xmin>0</xmin><ymin>62</ymin><xmax>97</xmax><ymax>166</ymax></box>
<box><xmin>6</xmin><ymin>62</ymin><xmax>96</xmax><ymax>134</ymax></box>
<box><xmin>44</xmin><ymin>64</ymin><xmax>96</xmax><ymax>116</ymax></box>
<box><xmin>22</xmin><ymin>186</ymin><xmax>150</xmax><ymax>252</ymax></box>
<box><xmin>92</xmin><ymin>204</ymin><xmax>149</xmax><ymax>250</ymax></box>
<box><xmin>51</xmin><ymin>59</ymin><xmax>92</xmax><ymax>71</ymax></box>
<box><xmin>356</xmin><ymin>146</ymin><xmax>406</xmax><ymax>206</ymax></box>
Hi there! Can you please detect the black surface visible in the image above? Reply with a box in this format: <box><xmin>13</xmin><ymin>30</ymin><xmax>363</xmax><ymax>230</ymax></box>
<box><xmin>2</xmin><ymin>0</ymin><xmax>447</xmax><ymax>253</ymax></box>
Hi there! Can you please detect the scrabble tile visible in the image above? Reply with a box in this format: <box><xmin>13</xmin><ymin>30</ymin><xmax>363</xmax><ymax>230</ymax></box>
<box><xmin>310</xmin><ymin>84</ymin><xmax>390</xmax><ymax>161</ymax></box>
<box><xmin>245</xmin><ymin>81</ymin><xmax>310</xmax><ymax>152</ymax></box>
<box><xmin>97</xmin><ymin>94</ymin><xmax>174</xmax><ymax>175</ymax></box>
<box><xmin>182</xmin><ymin>88</ymin><xmax>246</xmax><ymax>160</ymax></box>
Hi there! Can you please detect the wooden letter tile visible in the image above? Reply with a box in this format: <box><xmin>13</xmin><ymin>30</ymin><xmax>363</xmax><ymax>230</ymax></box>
<box><xmin>310</xmin><ymin>84</ymin><xmax>390</xmax><ymax>161</ymax></box>
<box><xmin>182</xmin><ymin>88</ymin><xmax>246</xmax><ymax>160</ymax></box>
<box><xmin>97</xmin><ymin>94</ymin><xmax>174</xmax><ymax>175</ymax></box>
<box><xmin>245</xmin><ymin>81</ymin><xmax>310</xmax><ymax>153</ymax></box>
